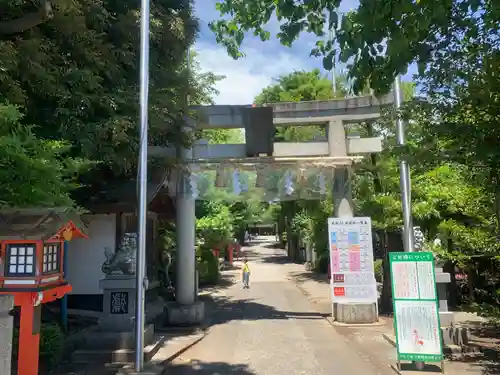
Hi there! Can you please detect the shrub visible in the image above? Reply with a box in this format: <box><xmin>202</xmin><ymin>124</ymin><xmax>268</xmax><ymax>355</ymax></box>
<box><xmin>12</xmin><ymin>322</ymin><xmax>65</xmax><ymax>368</ymax></box>
<box><xmin>374</xmin><ymin>259</ymin><xmax>383</xmax><ymax>283</ymax></box>
<box><xmin>196</xmin><ymin>246</ymin><xmax>219</xmax><ymax>286</ymax></box>
<box><xmin>40</xmin><ymin>323</ymin><xmax>65</xmax><ymax>367</ymax></box>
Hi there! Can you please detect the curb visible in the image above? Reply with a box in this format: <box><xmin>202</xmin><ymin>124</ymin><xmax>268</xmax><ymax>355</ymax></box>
<box><xmin>161</xmin><ymin>329</ymin><xmax>208</xmax><ymax>366</ymax></box>
<box><xmin>115</xmin><ymin>330</ymin><xmax>209</xmax><ymax>375</ymax></box>
<box><xmin>326</xmin><ymin>317</ymin><xmax>386</xmax><ymax>327</ymax></box>
<box><xmin>382</xmin><ymin>333</ymin><xmax>397</xmax><ymax>347</ymax></box>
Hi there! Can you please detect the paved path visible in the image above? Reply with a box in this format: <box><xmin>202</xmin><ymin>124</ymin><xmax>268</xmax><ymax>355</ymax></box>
<box><xmin>165</xmin><ymin>244</ymin><xmax>394</xmax><ymax>375</ymax></box>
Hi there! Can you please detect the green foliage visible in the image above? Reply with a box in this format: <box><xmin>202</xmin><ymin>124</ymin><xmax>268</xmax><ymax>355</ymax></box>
<box><xmin>374</xmin><ymin>259</ymin><xmax>383</xmax><ymax>283</ymax></box>
<box><xmin>40</xmin><ymin>323</ymin><xmax>65</xmax><ymax>367</ymax></box>
<box><xmin>196</xmin><ymin>246</ymin><xmax>219</xmax><ymax>285</ymax></box>
<box><xmin>13</xmin><ymin>322</ymin><xmax>65</xmax><ymax>368</ymax></box>
<box><xmin>0</xmin><ymin>103</ymin><xmax>90</xmax><ymax>207</ymax></box>
<box><xmin>202</xmin><ymin>129</ymin><xmax>244</xmax><ymax>144</ymax></box>
<box><xmin>196</xmin><ymin>201</ymin><xmax>234</xmax><ymax>248</ymax></box>
<box><xmin>209</xmin><ymin>0</ymin><xmax>498</xmax><ymax>94</ymax></box>
<box><xmin>0</xmin><ymin>0</ymin><xmax>199</xmax><ymax>205</ymax></box>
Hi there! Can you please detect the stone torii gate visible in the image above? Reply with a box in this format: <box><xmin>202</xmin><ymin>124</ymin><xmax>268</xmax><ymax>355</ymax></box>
<box><xmin>152</xmin><ymin>93</ymin><xmax>394</xmax><ymax>325</ymax></box>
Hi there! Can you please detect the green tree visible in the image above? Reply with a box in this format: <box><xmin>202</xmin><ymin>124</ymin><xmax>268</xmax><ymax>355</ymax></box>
<box><xmin>0</xmin><ymin>103</ymin><xmax>89</xmax><ymax>207</ymax></box>
<box><xmin>1</xmin><ymin>0</ymin><xmax>198</xmax><ymax>203</ymax></box>
<box><xmin>209</xmin><ymin>0</ymin><xmax>498</xmax><ymax>94</ymax></box>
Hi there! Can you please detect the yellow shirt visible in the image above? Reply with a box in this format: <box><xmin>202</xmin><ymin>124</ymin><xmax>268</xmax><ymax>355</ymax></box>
<box><xmin>242</xmin><ymin>263</ymin><xmax>250</xmax><ymax>273</ymax></box>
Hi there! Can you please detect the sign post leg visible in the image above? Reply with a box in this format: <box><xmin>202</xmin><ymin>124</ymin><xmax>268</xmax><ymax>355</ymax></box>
<box><xmin>18</xmin><ymin>300</ymin><xmax>41</xmax><ymax>375</ymax></box>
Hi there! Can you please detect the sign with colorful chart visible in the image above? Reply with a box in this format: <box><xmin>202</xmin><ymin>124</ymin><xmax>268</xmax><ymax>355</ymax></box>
<box><xmin>389</xmin><ymin>252</ymin><xmax>443</xmax><ymax>363</ymax></box>
<box><xmin>327</xmin><ymin>217</ymin><xmax>377</xmax><ymax>303</ymax></box>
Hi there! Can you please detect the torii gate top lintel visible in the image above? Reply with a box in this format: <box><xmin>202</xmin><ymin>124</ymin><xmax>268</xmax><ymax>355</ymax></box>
<box><xmin>151</xmin><ymin>93</ymin><xmax>394</xmax><ymax>163</ymax></box>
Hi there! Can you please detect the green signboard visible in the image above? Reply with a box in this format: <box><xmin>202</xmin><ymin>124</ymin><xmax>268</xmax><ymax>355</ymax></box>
<box><xmin>389</xmin><ymin>252</ymin><xmax>443</xmax><ymax>362</ymax></box>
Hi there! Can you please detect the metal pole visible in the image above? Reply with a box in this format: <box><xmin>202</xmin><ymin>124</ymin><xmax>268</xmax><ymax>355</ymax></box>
<box><xmin>393</xmin><ymin>76</ymin><xmax>414</xmax><ymax>253</ymax></box>
<box><xmin>135</xmin><ymin>0</ymin><xmax>150</xmax><ymax>369</ymax></box>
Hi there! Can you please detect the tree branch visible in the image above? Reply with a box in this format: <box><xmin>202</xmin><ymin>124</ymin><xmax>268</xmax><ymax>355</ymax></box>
<box><xmin>0</xmin><ymin>1</ymin><xmax>53</xmax><ymax>35</ymax></box>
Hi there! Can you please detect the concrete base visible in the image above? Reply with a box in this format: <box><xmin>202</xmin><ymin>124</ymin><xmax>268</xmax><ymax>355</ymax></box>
<box><xmin>72</xmin><ymin>323</ymin><xmax>160</xmax><ymax>364</ymax></box>
<box><xmin>164</xmin><ymin>301</ymin><xmax>205</xmax><ymax>327</ymax></box>
<box><xmin>439</xmin><ymin>312</ymin><xmax>455</xmax><ymax>327</ymax></box>
<box><xmin>72</xmin><ymin>334</ymin><xmax>165</xmax><ymax>364</ymax></box>
<box><xmin>333</xmin><ymin>302</ymin><xmax>378</xmax><ymax>324</ymax></box>
<box><xmin>79</xmin><ymin>324</ymin><xmax>155</xmax><ymax>350</ymax></box>
<box><xmin>98</xmin><ymin>314</ymin><xmax>135</xmax><ymax>332</ymax></box>
<box><xmin>390</xmin><ymin>362</ymin><xmax>444</xmax><ymax>374</ymax></box>
<box><xmin>327</xmin><ymin>317</ymin><xmax>384</xmax><ymax>327</ymax></box>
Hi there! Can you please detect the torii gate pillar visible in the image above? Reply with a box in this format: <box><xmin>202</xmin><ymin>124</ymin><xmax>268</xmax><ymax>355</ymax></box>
<box><xmin>164</xmin><ymin>125</ymin><xmax>205</xmax><ymax>326</ymax></box>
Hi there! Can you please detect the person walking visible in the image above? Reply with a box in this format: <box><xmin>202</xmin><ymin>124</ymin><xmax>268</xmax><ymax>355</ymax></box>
<box><xmin>241</xmin><ymin>258</ymin><xmax>251</xmax><ymax>289</ymax></box>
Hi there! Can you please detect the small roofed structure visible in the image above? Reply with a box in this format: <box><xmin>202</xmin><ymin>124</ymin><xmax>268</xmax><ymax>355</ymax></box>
<box><xmin>0</xmin><ymin>207</ymin><xmax>88</xmax><ymax>292</ymax></box>
<box><xmin>0</xmin><ymin>207</ymin><xmax>88</xmax><ymax>375</ymax></box>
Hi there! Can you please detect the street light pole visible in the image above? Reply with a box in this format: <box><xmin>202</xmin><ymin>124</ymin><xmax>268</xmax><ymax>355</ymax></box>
<box><xmin>135</xmin><ymin>0</ymin><xmax>150</xmax><ymax>370</ymax></box>
<box><xmin>393</xmin><ymin>76</ymin><xmax>414</xmax><ymax>253</ymax></box>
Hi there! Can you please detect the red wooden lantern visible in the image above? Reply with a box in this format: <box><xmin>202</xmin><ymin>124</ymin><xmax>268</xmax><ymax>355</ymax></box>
<box><xmin>0</xmin><ymin>210</ymin><xmax>87</xmax><ymax>375</ymax></box>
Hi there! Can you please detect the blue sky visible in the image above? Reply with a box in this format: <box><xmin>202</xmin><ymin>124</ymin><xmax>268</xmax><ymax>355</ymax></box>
<box><xmin>194</xmin><ymin>0</ymin><xmax>416</xmax><ymax>105</ymax></box>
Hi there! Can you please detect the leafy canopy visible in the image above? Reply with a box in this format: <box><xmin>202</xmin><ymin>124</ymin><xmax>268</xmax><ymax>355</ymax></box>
<box><xmin>0</xmin><ymin>0</ymin><xmax>198</xmax><ymax>194</ymax></box>
<box><xmin>209</xmin><ymin>0</ymin><xmax>498</xmax><ymax>94</ymax></box>
<box><xmin>0</xmin><ymin>103</ymin><xmax>90</xmax><ymax>207</ymax></box>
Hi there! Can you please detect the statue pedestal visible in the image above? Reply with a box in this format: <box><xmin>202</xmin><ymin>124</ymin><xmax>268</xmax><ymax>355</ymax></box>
<box><xmin>72</xmin><ymin>275</ymin><xmax>164</xmax><ymax>364</ymax></box>
<box><xmin>98</xmin><ymin>275</ymin><xmax>136</xmax><ymax>331</ymax></box>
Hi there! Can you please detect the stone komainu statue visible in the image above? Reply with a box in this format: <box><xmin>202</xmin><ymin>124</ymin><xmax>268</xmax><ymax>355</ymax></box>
<box><xmin>102</xmin><ymin>233</ymin><xmax>137</xmax><ymax>275</ymax></box>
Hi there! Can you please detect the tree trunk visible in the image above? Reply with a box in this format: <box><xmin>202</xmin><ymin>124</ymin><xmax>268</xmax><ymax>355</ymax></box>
<box><xmin>380</xmin><ymin>230</ymin><xmax>393</xmax><ymax>313</ymax></box>
<box><xmin>467</xmin><ymin>262</ymin><xmax>475</xmax><ymax>303</ymax></box>
<box><xmin>494</xmin><ymin>183</ymin><xmax>500</xmax><ymax>239</ymax></box>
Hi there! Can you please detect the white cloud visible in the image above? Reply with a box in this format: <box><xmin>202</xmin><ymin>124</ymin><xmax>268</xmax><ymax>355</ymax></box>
<box><xmin>195</xmin><ymin>42</ymin><xmax>308</xmax><ymax>105</ymax></box>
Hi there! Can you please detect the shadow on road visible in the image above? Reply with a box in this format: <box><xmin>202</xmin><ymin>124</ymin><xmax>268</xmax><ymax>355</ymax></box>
<box><xmin>257</xmin><ymin>254</ymin><xmax>293</xmax><ymax>264</ymax></box>
<box><xmin>290</xmin><ymin>270</ymin><xmax>329</xmax><ymax>284</ymax></box>
<box><xmin>204</xmin><ymin>295</ymin><xmax>327</xmax><ymax>328</ymax></box>
<box><xmin>164</xmin><ymin>360</ymin><xmax>255</xmax><ymax>374</ymax></box>
<box><xmin>260</xmin><ymin>242</ymin><xmax>283</xmax><ymax>249</ymax></box>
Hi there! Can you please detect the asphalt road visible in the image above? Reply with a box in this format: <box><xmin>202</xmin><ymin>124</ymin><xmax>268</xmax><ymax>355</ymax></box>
<box><xmin>165</xmin><ymin>243</ymin><xmax>393</xmax><ymax>375</ymax></box>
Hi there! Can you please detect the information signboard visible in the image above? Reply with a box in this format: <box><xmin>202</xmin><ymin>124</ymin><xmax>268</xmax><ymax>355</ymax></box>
<box><xmin>327</xmin><ymin>217</ymin><xmax>377</xmax><ymax>303</ymax></box>
<box><xmin>389</xmin><ymin>252</ymin><xmax>443</xmax><ymax>362</ymax></box>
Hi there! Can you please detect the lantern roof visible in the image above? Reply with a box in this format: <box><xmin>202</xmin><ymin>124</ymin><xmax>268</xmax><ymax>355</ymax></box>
<box><xmin>0</xmin><ymin>207</ymin><xmax>88</xmax><ymax>240</ymax></box>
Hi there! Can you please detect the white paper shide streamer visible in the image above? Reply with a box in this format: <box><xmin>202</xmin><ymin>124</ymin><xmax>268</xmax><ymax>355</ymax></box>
<box><xmin>319</xmin><ymin>171</ymin><xmax>326</xmax><ymax>195</ymax></box>
<box><xmin>189</xmin><ymin>173</ymin><xmax>199</xmax><ymax>199</ymax></box>
<box><xmin>232</xmin><ymin>169</ymin><xmax>241</xmax><ymax>195</ymax></box>
<box><xmin>284</xmin><ymin>171</ymin><xmax>294</xmax><ymax>196</ymax></box>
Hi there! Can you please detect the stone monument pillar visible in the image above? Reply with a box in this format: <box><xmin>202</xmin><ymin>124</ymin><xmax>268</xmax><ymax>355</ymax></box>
<box><xmin>331</xmin><ymin>166</ymin><xmax>378</xmax><ymax>324</ymax></box>
<box><xmin>73</xmin><ymin>234</ymin><xmax>161</xmax><ymax>363</ymax></box>
<box><xmin>164</xmin><ymin>125</ymin><xmax>205</xmax><ymax>326</ymax></box>
<box><xmin>435</xmin><ymin>261</ymin><xmax>454</xmax><ymax>327</ymax></box>
<box><xmin>328</xmin><ymin>119</ymin><xmax>377</xmax><ymax>323</ymax></box>
<box><xmin>0</xmin><ymin>295</ymin><xmax>14</xmax><ymax>375</ymax></box>
<box><xmin>426</xmin><ymin>237</ymin><xmax>454</xmax><ymax>327</ymax></box>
